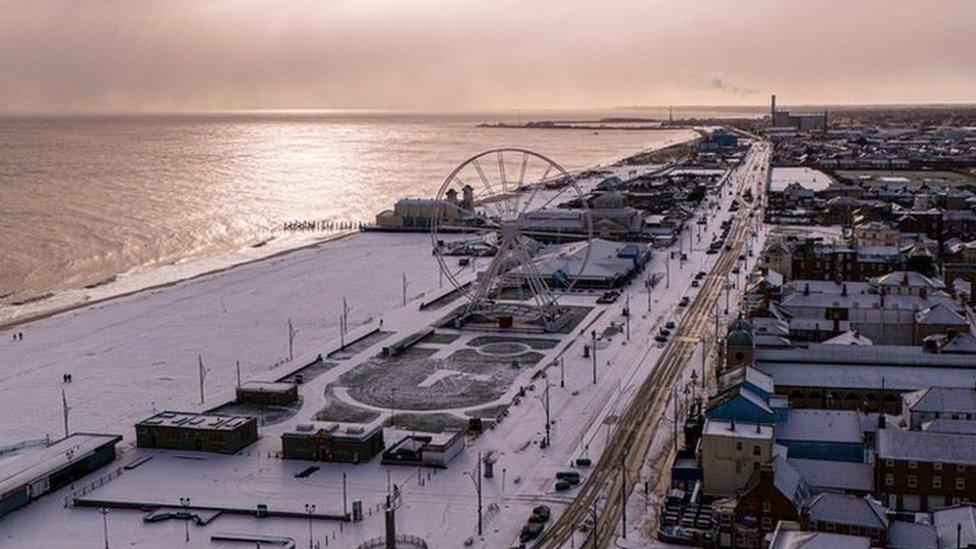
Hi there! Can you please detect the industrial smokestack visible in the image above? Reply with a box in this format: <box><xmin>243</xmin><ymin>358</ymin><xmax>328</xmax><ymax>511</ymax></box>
<box><xmin>771</xmin><ymin>94</ymin><xmax>777</xmax><ymax>119</ymax></box>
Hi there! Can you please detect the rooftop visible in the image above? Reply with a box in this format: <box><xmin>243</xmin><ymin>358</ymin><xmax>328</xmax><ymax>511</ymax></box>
<box><xmin>787</xmin><ymin>458</ymin><xmax>873</xmax><ymax>493</ymax></box>
<box><xmin>775</xmin><ymin>409</ymin><xmax>863</xmax><ymax>444</ymax></box>
<box><xmin>877</xmin><ymin>428</ymin><xmax>976</xmax><ymax>465</ymax></box>
<box><xmin>702</xmin><ymin>418</ymin><xmax>773</xmax><ymax>440</ymax></box>
<box><xmin>136</xmin><ymin>411</ymin><xmax>255</xmax><ymax>431</ymax></box>
<box><xmin>805</xmin><ymin>493</ymin><xmax>888</xmax><ymax>530</ymax></box>
<box><xmin>904</xmin><ymin>386</ymin><xmax>976</xmax><ymax>414</ymax></box>
<box><xmin>0</xmin><ymin>433</ymin><xmax>122</xmax><ymax>497</ymax></box>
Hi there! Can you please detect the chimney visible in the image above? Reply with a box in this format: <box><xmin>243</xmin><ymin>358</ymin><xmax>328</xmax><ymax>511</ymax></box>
<box><xmin>842</xmin><ymin>283</ymin><xmax>848</xmax><ymax>297</ymax></box>
<box><xmin>771</xmin><ymin>94</ymin><xmax>777</xmax><ymax>119</ymax></box>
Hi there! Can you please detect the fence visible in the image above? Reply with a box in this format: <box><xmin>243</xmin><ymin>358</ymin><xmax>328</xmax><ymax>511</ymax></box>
<box><xmin>63</xmin><ymin>466</ymin><xmax>124</xmax><ymax>507</ymax></box>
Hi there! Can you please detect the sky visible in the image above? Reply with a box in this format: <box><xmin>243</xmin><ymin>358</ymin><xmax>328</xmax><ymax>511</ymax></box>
<box><xmin>2</xmin><ymin>0</ymin><xmax>975</xmax><ymax>113</ymax></box>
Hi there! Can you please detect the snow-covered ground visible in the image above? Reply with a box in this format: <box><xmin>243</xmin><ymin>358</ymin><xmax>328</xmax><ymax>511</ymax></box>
<box><xmin>770</xmin><ymin>166</ymin><xmax>834</xmax><ymax>191</ymax></box>
<box><xmin>0</xmin><ymin>137</ymin><xmax>771</xmax><ymax>549</ymax></box>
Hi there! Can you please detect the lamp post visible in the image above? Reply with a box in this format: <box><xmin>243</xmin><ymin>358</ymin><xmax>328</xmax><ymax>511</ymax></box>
<box><xmin>390</xmin><ymin>388</ymin><xmax>398</xmax><ymax>428</ymax></box>
<box><xmin>591</xmin><ymin>330</ymin><xmax>597</xmax><ymax>385</ymax></box>
<box><xmin>305</xmin><ymin>503</ymin><xmax>316</xmax><ymax>549</ymax></box>
<box><xmin>100</xmin><ymin>507</ymin><xmax>109</xmax><ymax>549</ymax></box>
<box><xmin>179</xmin><ymin>497</ymin><xmax>190</xmax><ymax>543</ymax></box>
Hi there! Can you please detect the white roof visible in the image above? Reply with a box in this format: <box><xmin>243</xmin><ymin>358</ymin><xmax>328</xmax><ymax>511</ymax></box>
<box><xmin>0</xmin><ymin>433</ymin><xmax>121</xmax><ymax>496</ymax></box>
<box><xmin>775</xmin><ymin>409</ymin><xmax>863</xmax><ymax>444</ymax></box>
<box><xmin>758</xmin><ymin>362</ymin><xmax>976</xmax><ymax>391</ymax></box>
<box><xmin>137</xmin><ymin>411</ymin><xmax>254</xmax><ymax>431</ymax></box>
<box><xmin>822</xmin><ymin>330</ymin><xmax>873</xmax><ymax>346</ymax></box>
<box><xmin>703</xmin><ymin>418</ymin><xmax>773</xmax><ymax>440</ymax></box>
<box><xmin>768</xmin><ymin>530</ymin><xmax>870</xmax><ymax>549</ymax></box>
<box><xmin>904</xmin><ymin>387</ymin><xmax>976</xmax><ymax>414</ymax></box>
<box><xmin>933</xmin><ymin>506</ymin><xmax>976</xmax><ymax>549</ymax></box>
<box><xmin>805</xmin><ymin>493</ymin><xmax>888</xmax><ymax>529</ymax></box>
<box><xmin>922</xmin><ymin>419</ymin><xmax>976</xmax><ymax>435</ymax></box>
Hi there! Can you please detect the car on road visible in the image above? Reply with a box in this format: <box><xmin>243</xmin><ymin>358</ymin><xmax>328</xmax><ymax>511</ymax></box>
<box><xmin>659</xmin><ymin>328</ymin><xmax>671</xmax><ymax>337</ymax></box>
<box><xmin>691</xmin><ymin>280</ymin><xmax>700</xmax><ymax>288</ymax></box>
<box><xmin>696</xmin><ymin>271</ymin><xmax>706</xmax><ymax>279</ymax></box>
<box><xmin>596</xmin><ymin>290</ymin><xmax>620</xmax><ymax>304</ymax></box>
<box><xmin>665</xmin><ymin>320</ymin><xmax>676</xmax><ymax>329</ymax></box>
<box><xmin>732</xmin><ymin>266</ymin><xmax>740</xmax><ymax>274</ymax></box>
<box><xmin>521</xmin><ymin>522</ymin><xmax>544</xmax><ymax>542</ymax></box>
<box><xmin>679</xmin><ymin>296</ymin><xmax>690</xmax><ymax>307</ymax></box>
<box><xmin>530</xmin><ymin>506</ymin><xmax>551</xmax><ymax>524</ymax></box>
<box><xmin>654</xmin><ymin>335</ymin><xmax>668</xmax><ymax>343</ymax></box>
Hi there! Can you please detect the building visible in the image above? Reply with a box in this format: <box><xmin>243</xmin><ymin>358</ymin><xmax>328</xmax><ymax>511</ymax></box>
<box><xmin>507</xmin><ymin>238</ymin><xmax>651</xmax><ymax>289</ymax></box>
<box><xmin>235</xmin><ymin>381</ymin><xmax>299</xmax><ymax>406</ymax></box>
<box><xmin>0</xmin><ymin>433</ymin><xmax>122</xmax><ymax>519</ymax></box>
<box><xmin>853</xmin><ymin>221</ymin><xmax>900</xmax><ymax>247</ymax></box>
<box><xmin>700</xmin><ymin>418</ymin><xmax>774</xmax><ymax>497</ymax></box>
<box><xmin>375</xmin><ymin>185</ymin><xmax>476</xmax><ymax>230</ymax></box>
<box><xmin>931</xmin><ymin>505</ymin><xmax>976</xmax><ymax>548</ymax></box>
<box><xmin>787</xmin><ymin>458</ymin><xmax>873</xmax><ymax>495</ymax></box>
<box><xmin>734</xmin><ymin>456</ymin><xmax>812</xmax><ymax>547</ymax></box>
<box><xmin>774</xmin><ymin>409</ymin><xmax>865</xmax><ymax>463</ymax></box>
<box><xmin>876</xmin><ymin>427</ymin><xmax>976</xmax><ymax>511</ymax></box>
<box><xmin>281</xmin><ymin>422</ymin><xmax>385</xmax><ymax>464</ymax></box>
<box><xmin>769</xmin><ymin>95</ymin><xmax>828</xmax><ymax>132</ymax></box>
<box><xmin>767</xmin><ymin>521</ymin><xmax>871</xmax><ymax>549</ymax></box>
<box><xmin>755</xmin><ymin>343</ymin><xmax>976</xmax><ymax>414</ymax></box>
<box><xmin>381</xmin><ymin>430</ymin><xmax>464</xmax><ymax>469</ymax></box>
<box><xmin>135</xmin><ymin>411</ymin><xmax>258</xmax><ymax>454</ymax></box>
<box><xmin>902</xmin><ymin>386</ymin><xmax>976</xmax><ymax>430</ymax></box>
<box><xmin>802</xmin><ymin>493</ymin><xmax>888</xmax><ymax>543</ymax></box>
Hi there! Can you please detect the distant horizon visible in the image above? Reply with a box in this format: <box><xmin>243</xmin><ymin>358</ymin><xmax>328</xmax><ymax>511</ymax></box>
<box><xmin>4</xmin><ymin>100</ymin><xmax>976</xmax><ymax>118</ymax></box>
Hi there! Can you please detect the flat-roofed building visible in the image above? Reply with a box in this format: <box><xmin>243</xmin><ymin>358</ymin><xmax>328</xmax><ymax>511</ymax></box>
<box><xmin>235</xmin><ymin>381</ymin><xmax>298</xmax><ymax>406</ymax></box>
<box><xmin>701</xmin><ymin>418</ymin><xmax>774</xmax><ymax>497</ymax></box>
<box><xmin>135</xmin><ymin>411</ymin><xmax>258</xmax><ymax>454</ymax></box>
<box><xmin>282</xmin><ymin>422</ymin><xmax>385</xmax><ymax>464</ymax></box>
<box><xmin>0</xmin><ymin>433</ymin><xmax>122</xmax><ymax>518</ymax></box>
<box><xmin>381</xmin><ymin>430</ymin><xmax>464</xmax><ymax>469</ymax></box>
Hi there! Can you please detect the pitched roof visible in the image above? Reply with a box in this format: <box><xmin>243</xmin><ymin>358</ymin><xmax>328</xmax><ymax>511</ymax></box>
<box><xmin>787</xmin><ymin>458</ymin><xmax>873</xmax><ymax>493</ymax></box>
<box><xmin>915</xmin><ymin>303</ymin><xmax>969</xmax><ymax>326</ymax></box>
<box><xmin>805</xmin><ymin>493</ymin><xmax>888</xmax><ymax>530</ymax></box>
<box><xmin>772</xmin><ymin>456</ymin><xmax>812</xmax><ymax>508</ymax></box>
<box><xmin>877</xmin><ymin>428</ymin><xmax>976</xmax><ymax>465</ymax></box>
<box><xmin>903</xmin><ymin>386</ymin><xmax>976</xmax><ymax>414</ymax></box>
<box><xmin>932</xmin><ymin>506</ymin><xmax>976</xmax><ymax>549</ymax></box>
<box><xmin>886</xmin><ymin>521</ymin><xmax>937</xmax><ymax>549</ymax></box>
<box><xmin>822</xmin><ymin>330</ymin><xmax>873</xmax><ymax>346</ymax></box>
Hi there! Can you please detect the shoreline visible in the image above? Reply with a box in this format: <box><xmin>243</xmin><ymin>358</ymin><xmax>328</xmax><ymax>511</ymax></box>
<box><xmin>0</xmin><ymin>131</ymin><xmax>696</xmax><ymax>332</ymax></box>
<box><xmin>0</xmin><ymin>231</ymin><xmax>357</xmax><ymax>332</ymax></box>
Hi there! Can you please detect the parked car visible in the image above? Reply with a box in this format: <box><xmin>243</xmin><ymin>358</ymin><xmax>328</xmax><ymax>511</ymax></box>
<box><xmin>521</xmin><ymin>522</ymin><xmax>544</xmax><ymax>542</ymax></box>
<box><xmin>679</xmin><ymin>296</ymin><xmax>690</xmax><ymax>307</ymax></box>
<box><xmin>665</xmin><ymin>320</ymin><xmax>676</xmax><ymax>329</ymax></box>
<box><xmin>691</xmin><ymin>280</ymin><xmax>700</xmax><ymax>287</ymax></box>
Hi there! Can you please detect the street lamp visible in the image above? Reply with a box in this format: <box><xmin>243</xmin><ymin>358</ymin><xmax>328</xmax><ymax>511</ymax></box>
<box><xmin>305</xmin><ymin>503</ymin><xmax>316</xmax><ymax>549</ymax></box>
<box><xmin>179</xmin><ymin>497</ymin><xmax>190</xmax><ymax>543</ymax></box>
<box><xmin>100</xmin><ymin>507</ymin><xmax>109</xmax><ymax>549</ymax></box>
<box><xmin>390</xmin><ymin>388</ymin><xmax>398</xmax><ymax>428</ymax></box>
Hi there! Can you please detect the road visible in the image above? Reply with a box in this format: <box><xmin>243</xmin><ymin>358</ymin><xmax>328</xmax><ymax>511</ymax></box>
<box><xmin>538</xmin><ymin>139</ymin><xmax>771</xmax><ymax>548</ymax></box>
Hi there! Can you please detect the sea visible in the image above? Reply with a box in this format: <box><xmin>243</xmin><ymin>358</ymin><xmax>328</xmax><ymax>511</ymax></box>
<box><xmin>0</xmin><ymin>108</ymin><xmax>756</xmax><ymax>316</ymax></box>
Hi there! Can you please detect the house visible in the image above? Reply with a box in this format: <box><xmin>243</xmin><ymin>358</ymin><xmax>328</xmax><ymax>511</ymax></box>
<box><xmin>853</xmin><ymin>221</ymin><xmax>900</xmax><ymax>247</ymax></box>
<box><xmin>932</xmin><ymin>505</ymin><xmax>976</xmax><ymax>548</ymax></box>
<box><xmin>700</xmin><ymin>419</ymin><xmax>774</xmax><ymax>497</ymax></box>
<box><xmin>902</xmin><ymin>387</ymin><xmax>976</xmax><ymax>430</ymax></box>
<box><xmin>787</xmin><ymin>458</ymin><xmax>873</xmax><ymax>495</ymax></box>
<box><xmin>876</xmin><ymin>428</ymin><xmax>976</xmax><ymax>511</ymax></box>
<box><xmin>135</xmin><ymin>411</ymin><xmax>258</xmax><ymax>454</ymax></box>
<box><xmin>802</xmin><ymin>493</ymin><xmax>888</xmax><ymax>543</ymax></box>
<box><xmin>706</xmin><ymin>386</ymin><xmax>778</xmax><ymax>425</ymax></box>
<box><xmin>281</xmin><ymin>422</ymin><xmax>385</xmax><ymax>464</ymax></box>
<box><xmin>734</xmin><ymin>456</ymin><xmax>812</xmax><ymax>547</ymax></box>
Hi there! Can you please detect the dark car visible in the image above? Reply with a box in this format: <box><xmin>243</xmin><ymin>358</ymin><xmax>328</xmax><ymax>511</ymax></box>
<box><xmin>659</xmin><ymin>328</ymin><xmax>671</xmax><ymax>337</ymax></box>
<box><xmin>691</xmin><ymin>280</ymin><xmax>700</xmax><ymax>288</ymax></box>
<box><xmin>531</xmin><ymin>505</ymin><xmax>551</xmax><ymax>523</ymax></box>
<box><xmin>521</xmin><ymin>522</ymin><xmax>544</xmax><ymax>542</ymax></box>
<box><xmin>655</xmin><ymin>335</ymin><xmax>668</xmax><ymax>343</ymax></box>
<box><xmin>679</xmin><ymin>296</ymin><xmax>690</xmax><ymax>307</ymax></box>
<box><xmin>665</xmin><ymin>320</ymin><xmax>676</xmax><ymax>329</ymax></box>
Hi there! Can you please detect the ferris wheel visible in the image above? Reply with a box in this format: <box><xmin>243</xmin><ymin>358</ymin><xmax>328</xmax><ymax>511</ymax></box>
<box><xmin>431</xmin><ymin>148</ymin><xmax>593</xmax><ymax>331</ymax></box>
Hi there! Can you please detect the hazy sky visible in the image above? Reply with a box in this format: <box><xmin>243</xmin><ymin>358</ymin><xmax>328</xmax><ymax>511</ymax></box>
<box><xmin>2</xmin><ymin>0</ymin><xmax>975</xmax><ymax>113</ymax></box>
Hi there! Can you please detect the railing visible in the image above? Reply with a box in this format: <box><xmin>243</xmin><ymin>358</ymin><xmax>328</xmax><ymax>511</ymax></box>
<box><xmin>0</xmin><ymin>437</ymin><xmax>49</xmax><ymax>457</ymax></box>
<box><xmin>63</xmin><ymin>466</ymin><xmax>124</xmax><ymax>507</ymax></box>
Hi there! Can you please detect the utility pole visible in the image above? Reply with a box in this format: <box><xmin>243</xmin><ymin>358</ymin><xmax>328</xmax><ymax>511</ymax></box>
<box><xmin>701</xmin><ymin>338</ymin><xmax>707</xmax><ymax>388</ymax></box>
<box><xmin>725</xmin><ymin>279</ymin><xmax>730</xmax><ymax>315</ymax></box>
<box><xmin>625</xmin><ymin>294</ymin><xmax>630</xmax><ymax>341</ymax></box>
<box><xmin>591</xmin><ymin>330</ymin><xmax>597</xmax><ymax>384</ymax></box>
<box><xmin>235</xmin><ymin>361</ymin><xmax>241</xmax><ymax>389</ymax></box>
<box><xmin>543</xmin><ymin>378</ymin><xmax>551</xmax><ymax>447</ymax></box>
<box><xmin>288</xmin><ymin>318</ymin><xmax>295</xmax><ymax>361</ymax></box>
<box><xmin>342</xmin><ymin>473</ymin><xmax>348</xmax><ymax>517</ymax></box>
<box><xmin>401</xmin><ymin>273</ymin><xmax>408</xmax><ymax>307</ymax></box>
<box><xmin>198</xmin><ymin>355</ymin><xmax>207</xmax><ymax>404</ymax></box>
<box><xmin>468</xmin><ymin>453</ymin><xmax>483</xmax><ymax>536</ymax></box>
<box><xmin>646</xmin><ymin>273</ymin><xmax>652</xmax><ymax>312</ymax></box>
<box><xmin>61</xmin><ymin>388</ymin><xmax>70</xmax><ymax>438</ymax></box>
<box><xmin>666</xmin><ymin>255</ymin><xmax>670</xmax><ymax>289</ymax></box>
<box><xmin>100</xmin><ymin>507</ymin><xmax>109</xmax><ymax>549</ymax></box>
<box><xmin>620</xmin><ymin>453</ymin><xmax>627</xmax><ymax>539</ymax></box>
<box><xmin>559</xmin><ymin>358</ymin><xmax>565</xmax><ymax>388</ymax></box>
<box><xmin>673</xmin><ymin>387</ymin><xmax>679</xmax><ymax>453</ymax></box>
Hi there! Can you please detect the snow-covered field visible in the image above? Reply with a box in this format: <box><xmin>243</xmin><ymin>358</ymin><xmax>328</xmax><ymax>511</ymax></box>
<box><xmin>0</xmin><ymin>137</ymin><xmax>770</xmax><ymax>549</ymax></box>
<box><xmin>770</xmin><ymin>166</ymin><xmax>834</xmax><ymax>191</ymax></box>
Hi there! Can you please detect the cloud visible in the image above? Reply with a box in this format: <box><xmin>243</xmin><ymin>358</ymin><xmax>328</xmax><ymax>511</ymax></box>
<box><xmin>692</xmin><ymin>74</ymin><xmax>758</xmax><ymax>97</ymax></box>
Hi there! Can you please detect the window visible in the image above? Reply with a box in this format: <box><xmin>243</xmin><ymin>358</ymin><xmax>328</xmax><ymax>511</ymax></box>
<box><xmin>908</xmin><ymin>461</ymin><xmax>918</xmax><ymax>469</ymax></box>
<box><xmin>934</xmin><ymin>463</ymin><xmax>943</xmax><ymax>471</ymax></box>
<box><xmin>735</xmin><ymin>461</ymin><xmax>742</xmax><ymax>474</ymax></box>
<box><xmin>958</xmin><ymin>464</ymin><xmax>967</xmax><ymax>472</ymax></box>
<box><xmin>762</xmin><ymin>501</ymin><xmax>771</xmax><ymax>513</ymax></box>
<box><xmin>825</xmin><ymin>522</ymin><xmax>836</xmax><ymax>532</ymax></box>
<box><xmin>851</xmin><ymin>525</ymin><xmax>861</xmax><ymax>535</ymax></box>
<box><xmin>885</xmin><ymin>459</ymin><xmax>894</xmax><ymax>467</ymax></box>
<box><xmin>885</xmin><ymin>473</ymin><xmax>894</xmax><ymax>486</ymax></box>
<box><xmin>736</xmin><ymin>442</ymin><xmax>743</xmax><ymax>451</ymax></box>
<box><xmin>933</xmin><ymin>476</ymin><xmax>942</xmax><ymax>489</ymax></box>
<box><xmin>761</xmin><ymin>517</ymin><xmax>772</xmax><ymax>529</ymax></box>
<box><xmin>908</xmin><ymin>475</ymin><xmax>917</xmax><ymax>488</ymax></box>
<box><xmin>957</xmin><ymin>478</ymin><xmax>966</xmax><ymax>490</ymax></box>
<box><xmin>753</xmin><ymin>445</ymin><xmax>761</xmax><ymax>456</ymax></box>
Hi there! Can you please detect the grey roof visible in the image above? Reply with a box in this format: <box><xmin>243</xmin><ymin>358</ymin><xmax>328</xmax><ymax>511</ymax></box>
<box><xmin>787</xmin><ymin>458</ymin><xmax>873</xmax><ymax>493</ymax></box>
<box><xmin>903</xmin><ymin>387</ymin><xmax>976</xmax><ymax>414</ymax></box>
<box><xmin>915</xmin><ymin>303</ymin><xmax>969</xmax><ymax>326</ymax></box>
<box><xmin>805</xmin><ymin>493</ymin><xmax>888</xmax><ymax>529</ymax></box>
<box><xmin>872</xmin><ymin>271</ymin><xmax>947</xmax><ymax>290</ymax></box>
<box><xmin>933</xmin><ymin>506</ymin><xmax>976</xmax><ymax>548</ymax></box>
<box><xmin>822</xmin><ymin>330</ymin><xmax>873</xmax><ymax>346</ymax></box>
<box><xmin>943</xmin><ymin>333</ymin><xmax>976</xmax><ymax>354</ymax></box>
<box><xmin>887</xmin><ymin>521</ymin><xmax>937</xmax><ymax>549</ymax></box>
<box><xmin>759</xmin><ymin>362</ymin><xmax>976</xmax><ymax>391</ymax></box>
<box><xmin>877</xmin><ymin>428</ymin><xmax>976</xmax><ymax>465</ymax></box>
<box><xmin>756</xmin><ymin>344</ymin><xmax>976</xmax><ymax>368</ymax></box>
<box><xmin>768</xmin><ymin>530</ymin><xmax>870</xmax><ymax>549</ymax></box>
<box><xmin>775</xmin><ymin>409</ymin><xmax>864</xmax><ymax>444</ymax></box>
<box><xmin>922</xmin><ymin>419</ymin><xmax>976</xmax><ymax>435</ymax></box>
<box><xmin>0</xmin><ymin>433</ymin><xmax>122</xmax><ymax>496</ymax></box>
<box><xmin>773</xmin><ymin>455</ymin><xmax>812</xmax><ymax>508</ymax></box>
